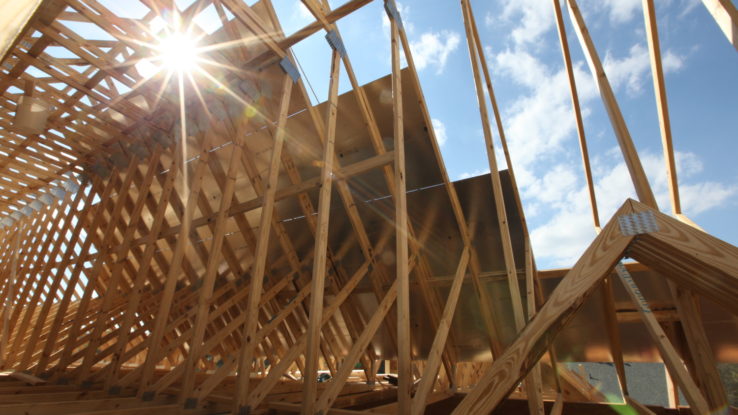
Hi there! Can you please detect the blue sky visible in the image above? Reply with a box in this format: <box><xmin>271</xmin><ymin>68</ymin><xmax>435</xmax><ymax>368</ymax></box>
<box><xmin>91</xmin><ymin>0</ymin><xmax>738</xmax><ymax>269</ymax></box>
<box><xmin>267</xmin><ymin>0</ymin><xmax>738</xmax><ymax>269</ymax></box>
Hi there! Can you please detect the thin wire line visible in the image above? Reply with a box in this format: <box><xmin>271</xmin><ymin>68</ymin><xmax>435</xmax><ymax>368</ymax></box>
<box><xmin>294</xmin><ymin>53</ymin><xmax>320</xmax><ymax>104</ymax></box>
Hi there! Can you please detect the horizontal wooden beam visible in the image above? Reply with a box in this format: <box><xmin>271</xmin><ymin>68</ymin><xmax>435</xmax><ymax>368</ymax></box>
<box><xmin>130</xmin><ymin>151</ymin><xmax>393</xmax><ymax>248</ymax></box>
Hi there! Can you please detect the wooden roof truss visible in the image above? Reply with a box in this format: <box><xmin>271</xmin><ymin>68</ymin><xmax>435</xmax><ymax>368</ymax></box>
<box><xmin>0</xmin><ymin>0</ymin><xmax>736</xmax><ymax>414</ymax></box>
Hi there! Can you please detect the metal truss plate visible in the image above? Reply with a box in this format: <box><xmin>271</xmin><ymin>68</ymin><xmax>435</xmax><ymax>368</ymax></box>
<box><xmin>279</xmin><ymin>56</ymin><xmax>300</xmax><ymax>82</ymax></box>
<box><xmin>325</xmin><ymin>30</ymin><xmax>346</xmax><ymax>57</ymax></box>
<box><xmin>618</xmin><ymin>211</ymin><xmax>658</xmax><ymax>236</ymax></box>
<box><xmin>384</xmin><ymin>0</ymin><xmax>404</xmax><ymax>31</ymax></box>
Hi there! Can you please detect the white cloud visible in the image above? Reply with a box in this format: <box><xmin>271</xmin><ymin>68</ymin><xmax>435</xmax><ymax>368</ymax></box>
<box><xmin>291</xmin><ymin>1</ymin><xmax>313</xmax><ymax>23</ymax></box>
<box><xmin>457</xmin><ymin>168</ymin><xmax>490</xmax><ymax>181</ymax></box>
<box><xmin>523</xmin><ymin>164</ymin><xmax>579</xmax><ymax>205</ymax></box>
<box><xmin>662</xmin><ymin>50</ymin><xmax>685</xmax><ymax>72</ymax></box>
<box><xmin>530</xmin><ymin>201</ymin><xmax>598</xmax><ymax>267</ymax></box>
<box><xmin>380</xmin><ymin>2</ymin><xmax>456</xmax><ymax>74</ymax></box>
<box><xmin>494</xmin><ymin>48</ymin><xmax>548</xmax><ymax>88</ymax></box>
<box><xmin>680</xmin><ymin>182</ymin><xmax>738</xmax><ymax>215</ymax></box>
<box><xmin>498</xmin><ymin>0</ymin><xmax>554</xmax><ymax>46</ymax></box>
<box><xmin>678</xmin><ymin>0</ymin><xmax>702</xmax><ymax>18</ymax></box>
<box><xmin>484</xmin><ymin>11</ymin><xmax>495</xmax><ymax>28</ymax></box>
<box><xmin>472</xmin><ymin>0</ymin><xmax>713</xmax><ymax>268</ymax></box>
<box><xmin>602</xmin><ymin>0</ymin><xmax>701</xmax><ymax>23</ymax></box>
<box><xmin>382</xmin><ymin>1</ymin><xmax>414</xmax><ymax>35</ymax></box>
<box><xmin>602</xmin><ymin>0</ymin><xmax>641</xmax><ymax>23</ymax></box>
<box><xmin>410</xmin><ymin>31</ymin><xmax>460</xmax><ymax>74</ymax></box>
<box><xmin>530</xmin><ymin>150</ymin><xmax>738</xmax><ymax>266</ymax></box>
<box><xmin>675</xmin><ymin>151</ymin><xmax>702</xmax><ymax>176</ymax></box>
<box><xmin>490</xmin><ymin>47</ymin><xmax>596</xmax><ymax>181</ymax></box>
<box><xmin>432</xmin><ymin>118</ymin><xmax>448</xmax><ymax>146</ymax></box>
<box><xmin>604</xmin><ymin>43</ymin><xmax>651</xmax><ymax>95</ymax></box>
<box><xmin>603</xmin><ymin>44</ymin><xmax>686</xmax><ymax>95</ymax></box>
<box><xmin>298</xmin><ymin>2</ymin><xmax>312</xmax><ymax>19</ymax></box>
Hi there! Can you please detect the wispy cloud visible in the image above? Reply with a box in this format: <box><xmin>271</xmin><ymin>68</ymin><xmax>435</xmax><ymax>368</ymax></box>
<box><xmin>457</xmin><ymin>168</ymin><xmax>490</xmax><ymax>181</ymax></box>
<box><xmin>604</xmin><ymin>43</ymin><xmax>651</xmax><ymax>95</ymax></box>
<box><xmin>432</xmin><ymin>118</ymin><xmax>448</xmax><ymax>146</ymax></box>
<box><xmin>410</xmin><ymin>31</ymin><xmax>460</xmax><ymax>74</ymax></box>
<box><xmin>602</xmin><ymin>0</ymin><xmax>642</xmax><ymax>23</ymax></box>
<box><xmin>382</xmin><ymin>1</ymin><xmax>414</xmax><ymax>35</ymax></box>
<box><xmin>489</xmin><ymin>47</ymin><xmax>596</xmax><ymax>182</ymax></box>
<box><xmin>479</xmin><ymin>3</ymin><xmax>732</xmax><ymax>267</ymax></box>
<box><xmin>601</xmin><ymin>0</ymin><xmax>702</xmax><ymax>24</ymax></box>
<box><xmin>381</xmin><ymin>2</ymin><xmax>459</xmax><ymax>75</ymax></box>
<box><xmin>604</xmin><ymin>43</ymin><xmax>686</xmax><ymax>96</ymax></box>
<box><xmin>497</xmin><ymin>0</ymin><xmax>554</xmax><ymax>46</ymax></box>
<box><xmin>531</xmin><ymin>150</ymin><xmax>738</xmax><ymax>266</ymax></box>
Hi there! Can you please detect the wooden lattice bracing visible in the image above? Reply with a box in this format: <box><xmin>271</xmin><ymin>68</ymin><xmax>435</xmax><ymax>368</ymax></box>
<box><xmin>0</xmin><ymin>0</ymin><xmax>736</xmax><ymax>414</ymax></box>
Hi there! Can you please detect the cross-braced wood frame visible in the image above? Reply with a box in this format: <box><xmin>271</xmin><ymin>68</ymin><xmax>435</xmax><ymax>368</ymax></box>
<box><xmin>0</xmin><ymin>0</ymin><xmax>736</xmax><ymax>414</ymax></box>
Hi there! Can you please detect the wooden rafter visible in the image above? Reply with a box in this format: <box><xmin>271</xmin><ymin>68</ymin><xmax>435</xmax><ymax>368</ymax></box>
<box><xmin>0</xmin><ymin>1</ymin><xmax>735</xmax><ymax>414</ymax></box>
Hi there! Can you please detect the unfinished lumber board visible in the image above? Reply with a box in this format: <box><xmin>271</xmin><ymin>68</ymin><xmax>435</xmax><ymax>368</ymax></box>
<box><xmin>8</xmin><ymin>371</ymin><xmax>45</xmax><ymax>385</ymax></box>
<box><xmin>452</xmin><ymin>200</ymin><xmax>634</xmax><ymax>414</ymax></box>
<box><xmin>615</xmin><ymin>263</ymin><xmax>709</xmax><ymax>414</ymax></box>
<box><xmin>702</xmin><ymin>0</ymin><xmax>738</xmax><ymax>51</ymax></box>
<box><xmin>301</xmin><ymin>49</ymin><xmax>341</xmax><ymax>415</ymax></box>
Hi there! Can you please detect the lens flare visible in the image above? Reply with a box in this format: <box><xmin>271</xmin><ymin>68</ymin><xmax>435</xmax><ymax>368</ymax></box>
<box><xmin>157</xmin><ymin>32</ymin><xmax>199</xmax><ymax>72</ymax></box>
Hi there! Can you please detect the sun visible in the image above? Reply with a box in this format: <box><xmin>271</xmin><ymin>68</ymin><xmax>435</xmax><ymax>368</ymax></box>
<box><xmin>156</xmin><ymin>31</ymin><xmax>200</xmax><ymax>73</ymax></box>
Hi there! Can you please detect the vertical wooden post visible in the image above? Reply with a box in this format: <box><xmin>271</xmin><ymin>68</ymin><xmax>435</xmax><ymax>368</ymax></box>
<box><xmin>179</xmin><ymin>142</ymin><xmax>242</xmax><ymax>406</ymax></box>
<box><xmin>301</xmin><ymin>48</ymin><xmax>341</xmax><ymax>415</ymax></box>
<box><xmin>314</xmin><ymin>280</ymin><xmax>399</xmax><ymax>413</ymax></box>
<box><xmin>523</xmin><ymin>242</ymin><xmax>545</xmax><ymax>414</ymax></box>
<box><xmin>668</xmin><ymin>285</ymin><xmax>728</xmax><ymax>409</ymax></box>
<box><xmin>389</xmin><ymin>3</ymin><xmax>411</xmax><ymax>413</ymax></box>
<box><xmin>234</xmin><ymin>73</ymin><xmax>293</xmax><ymax>415</ymax></box>
<box><xmin>549</xmin><ymin>0</ymin><xmax>634</xmax><ymax>380</ymax></box>
<box><xmin>459</xmin><ymin>0</ymin><xmax>526</xmax><ymax>331</ymax></box>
